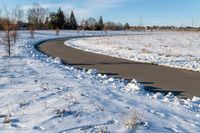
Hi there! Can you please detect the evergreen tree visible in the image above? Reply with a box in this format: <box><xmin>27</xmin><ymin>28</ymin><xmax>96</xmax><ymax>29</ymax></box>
<box><xmin>49</xmin><ymin>8</ymin><xmax>65</xmax><ymax>29</ymax></box>
<box><xmin>49</xmin><ymin>12</ymin><xmax>57</xmax><ymax>29</ymax></box>
<box><xmin>57</xmin><ymin>8</ymin><xmax>65</xmax><ymax>29</ymax></box>
<box><xmin>69</xmin><ymin>11</ymin><xmax>77</xmax><ymax>30</ymax></box>
<box><xmin>64</xmin><ymin>15</ymin><xmax>70</xmax><ymax>29</ymax></box>
<box><xmin>98</xmin><ymin>16</ymin><xmax>104</xmax><ymax>30</ymax></box>
<box><xmin>124</xmin><ymin>23</ymin><xmax>130</xmax><ymax>30</ymax></box>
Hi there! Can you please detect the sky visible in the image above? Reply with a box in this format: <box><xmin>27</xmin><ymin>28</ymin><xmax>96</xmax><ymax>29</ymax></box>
<box><xmin>0</xmin><ymin>0</ymin><xmax>200</xmax><ymax>26</ymax></box>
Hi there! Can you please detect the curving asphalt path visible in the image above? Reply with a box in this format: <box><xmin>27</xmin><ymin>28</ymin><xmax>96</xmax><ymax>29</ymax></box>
<box><xmin>36</xmin><ymin>37</ymin><xmax>200</xmax><ymax>99</ymax></box>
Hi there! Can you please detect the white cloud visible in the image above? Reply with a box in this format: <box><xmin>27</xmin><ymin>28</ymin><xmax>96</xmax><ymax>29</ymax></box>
<box><xmin>86</xmin><ymin>0</ymin><xmax>127</xmax><ymax>8</ymax></box>
<box><xmin>22</xmin><ymin>0</ymin><xmax>130</xmax><ymax>22</ymax></box>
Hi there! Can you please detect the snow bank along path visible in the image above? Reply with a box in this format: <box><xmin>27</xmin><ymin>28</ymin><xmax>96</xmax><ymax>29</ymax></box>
<box><xmin>0</xmin><ymin>31</ymin><xmax>200</xmax><ymax>132</ymax></box>
<box><xmin>37</xmin><ymin>36</ymin><xmax>200</xmax><ymax>98</ymax></box>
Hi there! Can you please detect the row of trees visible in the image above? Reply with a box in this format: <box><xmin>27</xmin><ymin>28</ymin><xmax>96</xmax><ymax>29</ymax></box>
<box><xmin>27</xmin><ymin>5</ymin><xmax>78</xmax><ymax>30</ymax></box>
<box><xmin>0</xmin><ymin>3</ymin><xmax>131</xmax><ymax>57</ymax></box>
<box><xmin>28</xmin><ymin>4</ymin><xmax>131</xmax><ymax>31</ymax></box>
<box><xmin>0</xmin><ymin>3</ymin><xmax>130</xmax><ymax>31</ymax></box>
<box><xmin>27</xmin><ymin>4</ymin><xmax>130</xmax><ymax>31</ymax></box>
<box><xmin>47</xmin><ymin>8</ymin><xmax>77</xmax><ymax>30</ymax></box>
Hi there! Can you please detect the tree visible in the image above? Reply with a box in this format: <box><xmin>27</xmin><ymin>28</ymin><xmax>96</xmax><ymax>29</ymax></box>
<box><xmin>44</xmin><ymin>17</ymin><xmax>51</xmax><ymax>29</ymax></box>
<box><xmin>124</xmin><ymin>23</ymin><xmax>130</xmax><ymax>30</ymax></box>
<box><xmin>105</xmin><ymin>21</ymin><xmax>116</xmax><ymax>30</ymax></box>
<box><xmin>56</xmin><ymin>8</ymin><xmax>65</xmax><ymax>29</ymax></box>
<box><xmin>12</xmin><ymin>5</ymin><xmax>24</xmax><ymax>30</ymax></box>
<box><xmin>69</xmin><ymin>11</ymin><xmax>77</xmax><ymax>30</ymax></box>
<box><xmin>0</xmin><ymin>21</ymin><xmax>3</xmax><ymax>30</ymax></box>
<box><xmin>49</xmin><ymin>8</ymin><xmax>65</xmax><ymax>29</ymax></box>
<box><xmin>98</xmin><ymin>16</ymin><xmax>104</xmax><ymax>30</ymax></box>
<box><xmin>115</xmin><ymin>23</ymin><xmax>123</xmax><ymax>30</ymax></box>
<box><xmin>27</xmin><ymin>3</ymin><xmax>48</xmax><ymax>29</ymax></box>
<box><xmin>55</xmin><ymin>27</ymin><xmax>60</xmax><ymax>36</ymax></box>
<box><xmin>49</xmin><ymin>12</ymin><xmax>57</xmax><ymax>29</ymax></box>
<box><xmin>86</xmin><ymin>17</ymin><xmax>97</xmax><ymax>30</ymax></box>
<box><xmin>0</xmin><ymin>7</ymin><xmax>18</xmax><ymax>57</ymax></box>
<box><xmin>79</xmin><ymin>19</ymin><xmax>85</xmax><ymax>30</ymax></box>
<box><xmin>29</xmin><ymin>25</ymin><xmax>35</xmax><ymax>39</ymax></box>
<box><xmin>104</xmin><ymin>24</ymin><xmax>109</xmax><ymax>34</ymax></box>
<box><xmin>64</xmin><ymin>14</ymin><xmax>70</xmax><ymax>29</ymax></box>
<box><xmin>84</xmin><ymin>20</ymin><xmax>90</xmax><ymax>30</ymax></box>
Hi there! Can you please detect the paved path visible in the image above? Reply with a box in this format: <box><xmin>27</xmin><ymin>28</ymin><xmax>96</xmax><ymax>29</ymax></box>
<box><xmin>36</xmin><ymin>37</ymin><xmax>200</xmax><ymax>98</ymax></box>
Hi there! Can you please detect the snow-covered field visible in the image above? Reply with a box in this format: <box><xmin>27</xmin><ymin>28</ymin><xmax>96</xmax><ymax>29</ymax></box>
<box><xmin>67</xmin><ymin>32</ymin><xmax>200</xmax><ymax>71</ymax></box>
<box><xmin>0</xmin><ymin>31</ymin><xmax>200</xmax><ymax>132</ymax></box>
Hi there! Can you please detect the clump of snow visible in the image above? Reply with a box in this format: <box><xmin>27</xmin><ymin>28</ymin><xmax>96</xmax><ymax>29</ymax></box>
<box><xmin>124</xmin><ymin>79</ymin><xmax>143</xmax><ymax>92</ymax></box>
<box><xmin>54</xmin><ymin>57</ymin><xmax>62</xmax><ymax>64</ymax></box>
<box><xmin>67</xmin><ymin>32</ymin><xmax>200</xmax><ymax>71</ymax></box>
<box><xmin>0</xmin><ymin>31</ymin><xmax>199</xmax><ymax>132</ymax></box>
<box><xmin>152</xmin><ymin>93</ymin><xmax>164</xmax><ymax>100</ymax></box>
<box><xmin>86</xmin><ymin>69</ymin><xmax>98</xmax><ymax>75</ymax></box>
<box><xmin>192</xmin><ymin>96</ymin><xmax>200</xmax><ymax>104</ymax></box>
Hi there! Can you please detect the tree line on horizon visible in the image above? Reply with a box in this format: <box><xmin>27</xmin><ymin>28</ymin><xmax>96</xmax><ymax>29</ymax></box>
<box><xmin>0</xmin><ymin>3</ymin><xmax>130</xmax><ymax>31</ymax></box>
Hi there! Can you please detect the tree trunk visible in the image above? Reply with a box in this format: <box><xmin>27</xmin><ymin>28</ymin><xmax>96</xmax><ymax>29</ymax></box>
<box><xmin>8</xmin><ymin>31</ymin><xmax>11</xmax><ymax>57</ymax></box>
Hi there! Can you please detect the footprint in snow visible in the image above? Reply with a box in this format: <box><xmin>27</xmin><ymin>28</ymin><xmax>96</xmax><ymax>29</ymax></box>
<box><xmin>33</xmin><ymin>126</ymin><xmax>46</xmax><ymax>131</ymax></box>
<box><xmin>164</xmin><ymin>127</ymin><xmax>182</xmax><ymax>133</ymax></box>
<box><xmin>149</xmin><ymin>110</ymin><xmax>168</xmax><ymax>118</ymax></box>
<box><xmin>184</xmin><ymin>119</ymin><xmax>200</xmax><ymax>127</ymax></box>
<box><xmin>11</xmin><ymin>123</ymin><xmax>24</xmax><ymax>128</ymax></box>
<box><xmin>125</xmin><ymin>106</ymin><xmax>131</xmax><ymax>110</ymax></box>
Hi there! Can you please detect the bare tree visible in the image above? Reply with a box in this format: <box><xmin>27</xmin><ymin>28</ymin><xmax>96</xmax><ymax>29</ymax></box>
<box><xmin>55</xmin><ymin>27</ymin><xmax>60</xmax><ymax>36</ymax></box>
<box><xmin>29</xmin><ymin>25</ymin><xmax>35</xmax><ymax>39</ymax></box>
<box><xmin>8</xmin><ymin>5</ymin><xmax>24</xmax><ymax>44</ymax></box>
<box><xmin>13</xmin><ymin>5</ymin><xmax>24</xmax><ymax>30</ymax></box>
<box><xmin>86</xmin><ymin>17</ymin><xmax>97</xmax><ymax>30</ymax></box>
<box><xmin>79</xmin><ymin>19</ymin><xmax>85</xmax><ymax>30</ymax></box>
<box><xmin>27</xmin><ymin>3</ymin><xmax>48</xmax><ymax>29</ymax></box>
<box><xmin>104</xmin><ymin>24</ymin><xmax>109</xmax><ymax>34</ymax></box>
<box><xmin>79</xmin><ymin>19</ymin><xmax>88</xmax><ymax>36</ymax></box>
<box><xmin>77</xmin><ymin>27</ymin><xmax>80</xmax><ymax>36</ymax></box>
<box><xmin>0</xmin><ymin>7</ymin><xmax>18</xmax><ymax>57</ymax></box>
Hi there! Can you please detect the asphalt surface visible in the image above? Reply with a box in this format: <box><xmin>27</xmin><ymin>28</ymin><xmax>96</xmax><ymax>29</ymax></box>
<box><xmin>36</xmin><ymin>37</ymin><xmax>200</xmax><ymax>98</ymax></box>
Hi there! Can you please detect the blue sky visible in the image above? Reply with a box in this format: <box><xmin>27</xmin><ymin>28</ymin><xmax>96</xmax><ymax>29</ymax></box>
<box><xmin>0</xmin><ymin>0</ymin><xmax>200</xmax><ymax>26</ymax></box>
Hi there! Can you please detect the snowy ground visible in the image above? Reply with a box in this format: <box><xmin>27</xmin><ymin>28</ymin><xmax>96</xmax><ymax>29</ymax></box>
<box><xmin>0</xmin><ymin>31</ymin><xmax>200</xmax><ymax>132</ymax></box>
<box><xmin>67</xmin><ymin>31</ymin><xmax>200</xmax><ymax>71</ymax></box>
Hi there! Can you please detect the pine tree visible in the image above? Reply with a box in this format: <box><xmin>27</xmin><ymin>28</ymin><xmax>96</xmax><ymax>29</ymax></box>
<box><xmin>124</xmin><ymin>23</ymin><xmax>130</xmax><ymax>30</ymax></box>
<box><xmin>49</xmin><ymin>12</ymin><xmax>57</xmax><ymax>29</ymax></box>
<box><xmin>98</xmin><ymin>16</ymin><xmax>104</xmax><ymax>30</ymax></box>
<box><xmin>49</xmin><ymin>8</ymin><xmax>65</xmax><ymax>29</ymax></box>
<box><xmin>69</xmin><ymin>11</ymin><xmax>77</xmax><ymax>30</ymax></box>
<box><xmin>56</xmin><ymin>8</ymin><xmax>65</xmax><ymax>29</ymax></box>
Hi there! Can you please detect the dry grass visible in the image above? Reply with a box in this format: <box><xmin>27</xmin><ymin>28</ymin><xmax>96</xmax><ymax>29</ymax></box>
<box><xmin>141</xmin><ymin>48</ymin><xmax>151</xmax><ymax>54</ymax></box>
<box><xmin>3</xmin><ymin>115</ymin><xmax>11</xmax><ymax>124</ymax></box>
<box><xmin>123</xmin><ymin>110</ymin><xmax>147</xmax><ymax>131</ymax></box>
<box><xmin>98</xmin><ymin>127</ymin><xmax>108</xmax><ymax>133</ymax></box>
<box><xmin>123</xmin><ymin>111</ymin><xmax>138</xmax><ymax>129</ymax></box>
<box><xmin>196</xmin><ymin>58</ymin><xmax>200</xmax><ymax>62</ymax></box>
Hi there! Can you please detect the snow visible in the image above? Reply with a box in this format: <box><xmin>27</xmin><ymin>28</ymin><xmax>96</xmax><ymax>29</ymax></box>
<box><xmin>67</xmin><ymin>31</ymin><xmax>200</xmax><ymax>71</ymax></box>
<box><xmin>0</xmin><ymin>30</ymin><xmax>200</xmax><ymax>132</ymax></box>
